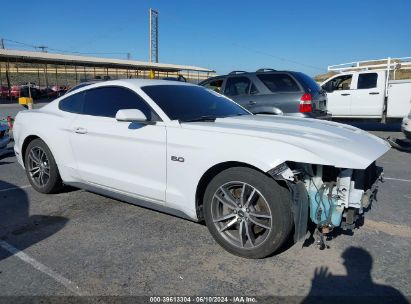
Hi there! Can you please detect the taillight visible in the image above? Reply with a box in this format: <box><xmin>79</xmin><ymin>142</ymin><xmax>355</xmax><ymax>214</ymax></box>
<box><xmin>299</xmin><ymin>93</ymin><xmax>312</xmax><ymax>113</ymax></box>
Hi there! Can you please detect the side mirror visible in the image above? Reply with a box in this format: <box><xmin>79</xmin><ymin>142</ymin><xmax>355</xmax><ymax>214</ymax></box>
<box><xmin>115</xmin><ymin>109</ymin><xmax>151</xmax><ymax>124</ymax></box>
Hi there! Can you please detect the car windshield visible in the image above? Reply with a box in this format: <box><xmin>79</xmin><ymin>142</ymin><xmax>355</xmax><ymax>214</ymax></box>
<box><xmin>65</xmin><ymin>82</ymin><xmax>95</xmax><ymax>94</ymax></box>
<box><xmin>141</xmin><ymin>85</ymin><xmax>250</xmax><ymax>121</ymax></box>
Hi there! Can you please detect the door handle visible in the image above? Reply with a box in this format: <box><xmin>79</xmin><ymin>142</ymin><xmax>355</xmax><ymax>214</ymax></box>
<box><xmin>248</xmin><ymin>101</ymin><xmax>256</xmax><ymax>105</ymax></box>
<box><xmin>369</xmin><ymin>92</ymin><xmax>380</xmax><ymax>95</ymax></box>
<box><xmin>74</xmin><ymin>127</ymin><xmax>88</xmax><ymax>134</ymax></box>
<box><xmin>341</xmin><ymin>93</ymin><xmax>350</xmax><ymax>96</ymax></box>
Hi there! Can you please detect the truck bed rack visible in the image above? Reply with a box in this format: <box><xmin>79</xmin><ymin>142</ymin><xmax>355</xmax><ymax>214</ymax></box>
<box><xmin>328</xmin><ymin>57</ymin><xmax>411</xmax><ymax>74</ymax></box>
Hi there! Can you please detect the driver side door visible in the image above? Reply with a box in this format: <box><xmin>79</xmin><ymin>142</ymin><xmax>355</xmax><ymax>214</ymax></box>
<box><xmin>322</xmin><ymin>74</ymin><xmax>353</xmax><ymax>117</ymax></box>
<box><xmin>68</xmin><ymin>86</ymin><xmax>167</xmax><ymax>202</ymax></box>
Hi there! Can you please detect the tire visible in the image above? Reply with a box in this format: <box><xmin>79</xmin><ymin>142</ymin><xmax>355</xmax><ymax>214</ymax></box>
<box><xmin>203</xmin><ymin>167</ymin><xmax>293</xmax><ymax>259</ymax></box>
<box><xmin>24</xmin><ymin>138</ymin><xmax>63</xmax><ymax>194</ymax></box>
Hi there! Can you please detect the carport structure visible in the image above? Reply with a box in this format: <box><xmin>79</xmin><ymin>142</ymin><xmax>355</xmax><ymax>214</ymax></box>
<box><xmin>0</xmin><ymin>49</ymin><xmax>215</xmax><ymax>95</ymax></box>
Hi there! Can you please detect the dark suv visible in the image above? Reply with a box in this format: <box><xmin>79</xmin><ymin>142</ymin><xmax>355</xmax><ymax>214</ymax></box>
<box><xmin>199</xmin><ymin>69</ymin><xmax>329</xmax><ymax>119</ymax></box>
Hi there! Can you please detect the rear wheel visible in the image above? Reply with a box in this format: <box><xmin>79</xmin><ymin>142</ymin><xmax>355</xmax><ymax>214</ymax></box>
<box><xmin>24</xmin><ymin>138</ymin><xmax>63</xmax><ymax>194</ymax></box>
<box><xmin>203</xmin><ymin>167</ymin><xmax>292</xmax><ymax>259</ymax></box>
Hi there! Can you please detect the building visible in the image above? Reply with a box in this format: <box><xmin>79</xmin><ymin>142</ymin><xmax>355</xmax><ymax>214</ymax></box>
<box><xmin>0</xmin><ymin>49</ymin><xmax>215</xmax><ymax>94</ymax></box>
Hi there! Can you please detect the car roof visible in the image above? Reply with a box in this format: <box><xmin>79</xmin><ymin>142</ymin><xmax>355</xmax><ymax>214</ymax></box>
<box><xmin>199</xmin><ymin>70</ymin><xmax>298</xmax><ymax>82</ymax></box>
<box><xmin>90</xmin><ymin>79</ymin><xmax>195</xmax><ymax>88</ymax></box>
<box><xmin>119</xmin><ymin>79</ymin><xmax>195</xmax><ymax>87</ymax></box>
<box><xmin>63</xmin><ymin>78</ymin><xmax>197</xmax><ymax>97</ymax></box>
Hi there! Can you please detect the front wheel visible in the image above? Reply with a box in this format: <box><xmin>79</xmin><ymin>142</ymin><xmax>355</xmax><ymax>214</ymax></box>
<box><xmin>203</xmin><ymin>167</ymin><xmax>293</xmax><ymax>259</ymax></box>
<box><xmin>24</xmin><ymin>138</ymin><xmax>63</xmax><ymax>194</ymax></box>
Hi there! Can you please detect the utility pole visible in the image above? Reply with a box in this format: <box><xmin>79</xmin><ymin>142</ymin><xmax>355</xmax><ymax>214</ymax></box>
<box><xmin>149</xmin><ymin>8</ymin><xmax>159</xmax><ymax>63</ymax></box>
<box><xmin>0</xmin><ymin>38</ymin><xmax>12</xmax><ymax>100</ymax></box>
<box><xmin>36</xmin><ymin>45</ymin><xmax>48</xmax><ymax>52</ymax></box>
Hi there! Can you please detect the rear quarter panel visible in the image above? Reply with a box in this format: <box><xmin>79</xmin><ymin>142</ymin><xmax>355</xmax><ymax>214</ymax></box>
<box><xmin>247</xmin><ymin>73</ymin><xmax>304</xmax><ymax>114</ymax></box>
<box><xmin>13</xmin><ymin>107</ymin><xmax>80</xmax><ymax>183</ymax></box>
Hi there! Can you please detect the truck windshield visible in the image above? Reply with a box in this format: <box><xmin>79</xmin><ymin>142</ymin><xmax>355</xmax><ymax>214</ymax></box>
<box><xmin>141</xmin><ymin>85</ymin><xmax>250</xmax><ymax>122</ymax></box>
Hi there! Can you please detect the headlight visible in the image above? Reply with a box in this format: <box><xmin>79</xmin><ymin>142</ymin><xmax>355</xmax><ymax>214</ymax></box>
<box><xmin>267</xmin><ymin>163</ymin><xmax>294</xmax><ymax>181</ymax></box>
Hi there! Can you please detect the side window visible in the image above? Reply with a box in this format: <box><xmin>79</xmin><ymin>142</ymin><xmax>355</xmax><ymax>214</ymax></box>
<box><xmin>324</xmin><ymin>75</ymin><xmax>353</xmax><ymax>92</ymax></box>
<box><xmin>83</xmin><ymin>87</ymin><xmax>156</xmax><ymax>120</ymax></box>
<box><xmin>250</xmin><ymin>83</ymin><xmax>259</xmax><ymax>95</ymax></box>
<box><xmin>224</xmin><ymin>77</ymin><xmax>251</xmax><ymax>96</ymax></box>
<box><xmin>256</xmin><ymin>73</ymin><xmax>300</xmax><ymax>92</ymax></box>
<box><xmin>203</xmin><ymin>79</ymin><xmax>224</xmax><ymax>93</ymax></box>
<box><xmin>357</xmin><ymin>73</ymin><xmax>378</xmax><ymax>89</ymax></box>
<box><xmin>59</xmin><ymin>91</ymin><xmax>85</xmax><ymax>114</ymax></box>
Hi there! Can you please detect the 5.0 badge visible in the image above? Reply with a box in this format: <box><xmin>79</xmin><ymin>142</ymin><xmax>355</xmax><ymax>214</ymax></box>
<box><xmin>171</xmin><ymin>156</ymin><xmax>185</xmax><ymax>162</ymax></box>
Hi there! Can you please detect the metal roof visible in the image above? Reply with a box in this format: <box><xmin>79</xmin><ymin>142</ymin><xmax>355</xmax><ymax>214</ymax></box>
<box><xmin>0</xmin><ymin>49</ymin><xmax>215</xmax><ymax>73</ymax></box>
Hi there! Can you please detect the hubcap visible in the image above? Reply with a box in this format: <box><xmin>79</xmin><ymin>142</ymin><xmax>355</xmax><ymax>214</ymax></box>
<box><xmin>27</xmin><ymin>146</ymin><xmax>50</xmax><ymax>187</ymax></box>
<box><xmin>211</xmin><ymin>181</ymin><xmax>273</xmax><ymax>249</ymax></box>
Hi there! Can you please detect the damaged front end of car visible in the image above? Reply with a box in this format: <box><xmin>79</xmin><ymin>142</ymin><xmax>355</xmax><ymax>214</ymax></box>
<box><xmin>268</xmin><ymin>161</ymin><xmax>384</xmax><ymax>248</ymax></box>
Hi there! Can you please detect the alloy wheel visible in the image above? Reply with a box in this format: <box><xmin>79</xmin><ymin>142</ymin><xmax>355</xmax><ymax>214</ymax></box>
<box><xmin>211</xmin><ymin>181</ymin><xmax>273</xmax><ymax>249</ymax></box>
<box><xmin>27</xmin><ymin>146</ymin><xmax>50</xmax><ymax>188</ymax></box>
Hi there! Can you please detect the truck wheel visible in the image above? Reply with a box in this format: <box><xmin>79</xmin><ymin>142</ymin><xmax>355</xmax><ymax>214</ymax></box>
<box><xmin>203</xmin><ymin>167</ymin><xmax>293</xmax><ymax>259</ymax></box>
<box><xmin>24</xmin><ymin>138</ymin><xmax>63</xmax><ymax>194</ymax></box>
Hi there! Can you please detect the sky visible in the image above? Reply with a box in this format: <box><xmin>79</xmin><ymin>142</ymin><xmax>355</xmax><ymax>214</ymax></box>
<box><xmin>1</xmin><ymin>0</ymin><xmax>410</xmax><ymax>76</ymax></box>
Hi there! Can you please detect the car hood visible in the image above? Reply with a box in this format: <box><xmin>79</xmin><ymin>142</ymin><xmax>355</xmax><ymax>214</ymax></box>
<box><xmin>180</xmin><ymin>115</ymin><xmax>390</xmax><ymax>169</ymax></box>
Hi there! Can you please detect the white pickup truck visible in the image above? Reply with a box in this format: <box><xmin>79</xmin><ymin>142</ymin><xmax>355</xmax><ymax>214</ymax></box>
<box><xmin>321</xmin><ymin>58</ymin><xmax>411</xmax><ymax>121</ymax></box>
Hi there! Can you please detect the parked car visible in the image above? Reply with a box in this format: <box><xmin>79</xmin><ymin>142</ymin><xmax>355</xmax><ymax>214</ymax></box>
<box><xmin>10</xmin><ymin>85</ymin><xmax>20</xmax><ymax>99</ymax></box>
<box><xmin>19</xmin><ymin>85</ymin><xmax>40</xmax><ymax>99</ymax></box>
<box><xmin>13</xmin><ymin>80</ymin><xmax>389</xmax><ymax>258</ymax></box>
<box><xmin>402</xmin><ymin>110</ymin><xmax>411</xmax><ymax>139</ymax></box>
<box><xmin>45</xmin><ymin>87</ymin><xmax>58</xmax><ymax>99</ymax></box>
<box><xmin>162</xmin><ymin>75</ymin><xmax>187</xmax><ymax>82</ymax></box>
<box><xmin>0</xmin><ymin>85</ymin><xmax>9</xmax><ymax>98</ymax></box>
<box><xmin>321</xmin><ymin>58</ymin><xmax>411</xmax><ymax>121</ymax></box>
<box><xmin>9</xmin><ymin>84</ymin><xmax>40</xmax><ymax>99</ymax></box>
<box><xmin>40</xmin><ymin>87</ymin><xmax>60</xmax><ymax>99</ymax></box>
<box><xmin>0</xmin><ymin>122</ymin><xmax>10</xmax><ymax>157</ymax></box>
<box><xmin>51</xmin><ymin>85</ymin><xmax>68</xmax><ymax>96</ymax></box>
<box><xmin>199</xmin><ymin>69</ymin><xmax>329</xmax><ymax>119</ymax></box>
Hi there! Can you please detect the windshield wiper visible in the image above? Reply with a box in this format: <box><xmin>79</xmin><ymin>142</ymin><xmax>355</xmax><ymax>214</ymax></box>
<box><xmin>179</xmin><ymin>116</ymin><xmax>218</xmax><ymax>123</ymax></box>
<box><xmin>228</xmin><ymin>113</ymin><xmax>250</xmax><ymax>117</ymax></box>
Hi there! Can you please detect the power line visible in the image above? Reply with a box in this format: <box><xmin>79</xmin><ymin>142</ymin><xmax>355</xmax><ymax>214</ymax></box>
<box><xmin>1</xmin><ymin>38</ymin><xmax>130</xmax><ymax>57</ymax></box>
<box><xmin>36</xmin><ymin>45</ymin><xmax>48</xmax><ymax>52</ymax></box>
<box><xmin>158</xmin><ymin>9</ymin><xmax>326</xmax><ymax>72</ymax></box>
<box><xmin>231</xmin><ymin>43</ymin><xmax>325</xmax><ymax>72</ymax></box>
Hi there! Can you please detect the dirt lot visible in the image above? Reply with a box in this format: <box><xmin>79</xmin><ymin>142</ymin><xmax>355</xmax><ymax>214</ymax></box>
<box><xmin>0</xmin><ymin>103</ymin><xmax>410</xmax><ymax>301</ymax></box>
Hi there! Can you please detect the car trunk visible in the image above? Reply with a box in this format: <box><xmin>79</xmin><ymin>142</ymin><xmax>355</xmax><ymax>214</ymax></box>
<box><xmin>292</xmin><ymin>72</ymin><xmax>328</xmax><ymax>115</ymax></box>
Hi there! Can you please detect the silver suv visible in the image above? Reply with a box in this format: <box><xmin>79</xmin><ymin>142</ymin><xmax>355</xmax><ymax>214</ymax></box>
<box><xmin>199</xmin><ymin>69</ymin><xmax>329</xmax><ymax>119</ymax></box>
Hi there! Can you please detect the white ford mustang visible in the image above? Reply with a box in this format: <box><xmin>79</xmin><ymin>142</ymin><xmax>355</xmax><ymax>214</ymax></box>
<box><xmin>13</xmin><ymin>79</ymin><xmax>390</xmax><ymax>258</ymax></box>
